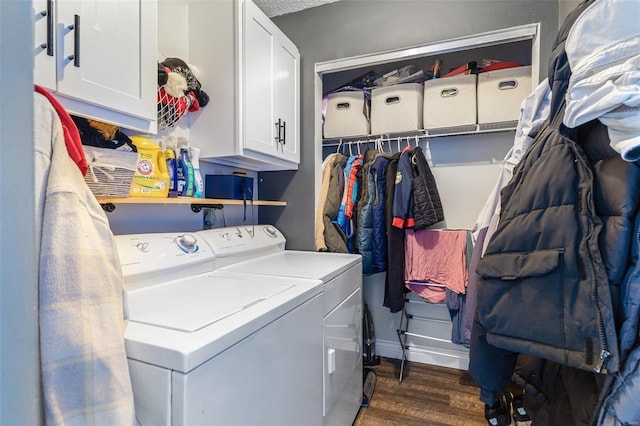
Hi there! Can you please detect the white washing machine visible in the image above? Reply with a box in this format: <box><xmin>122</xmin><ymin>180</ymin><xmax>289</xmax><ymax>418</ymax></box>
<box><xmin>115</xmin><ymin>230</ymin><xmax>324</xmax><ymax>426</ymax></box>
<box><xmin>198</xmin><ymin>225</ymin><xmax>363</xmax><ymax>426</ymax></box>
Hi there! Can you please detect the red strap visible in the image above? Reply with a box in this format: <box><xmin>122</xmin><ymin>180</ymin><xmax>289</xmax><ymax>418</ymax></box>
<box><xmin>34</xmin><ymin>85</ymin><xmax>88</xmax><ymax>176</ymax></box>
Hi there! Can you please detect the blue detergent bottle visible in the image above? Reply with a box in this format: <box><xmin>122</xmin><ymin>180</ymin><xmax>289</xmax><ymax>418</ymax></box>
<box><xmin>163</xmin><ymin>137</ymin><xmax>179</xmax><ymax>196</ymax></box>
<box><xmin>190</xmin><ymin>146</ymin><xmax>204</xmax><ymax>198</ymax></box>
<box><xmin>177</xmin><ymin>137</ymin><xmax>194</xmax><ymax>197</ymax></box>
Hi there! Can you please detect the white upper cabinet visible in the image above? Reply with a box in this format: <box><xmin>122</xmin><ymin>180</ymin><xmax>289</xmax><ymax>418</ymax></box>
<box><xmin>273</xmin><ymin>31</ymin><xmax>299</xmax><ymax>164</ymax></box>
<box><xmin>32</xmin><ymin>0</ymin><xmax>157</xmax><ymax>133</ymax></box>
<box><xmin>188</xmin><ymin>0</ymin><xmax>300</xmax><ymax>171</ymax></box>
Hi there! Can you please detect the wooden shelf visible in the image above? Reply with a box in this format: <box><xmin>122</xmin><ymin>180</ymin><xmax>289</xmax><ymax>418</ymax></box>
<box><xmin>95</xmin><ymin>196</ymin><xmax>286</xmax><ymax>212</ymax></box>
<box><xmin>95</xmin><ymin>197</ymin><xmax>286</xmax><ymax>206</ymax></box>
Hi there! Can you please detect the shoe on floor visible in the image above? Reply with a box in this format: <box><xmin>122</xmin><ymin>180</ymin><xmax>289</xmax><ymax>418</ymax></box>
<box><xmin>511</xmin><ymin>393</ymin><xmax>532</xmax><ymax>426</ymax></box>
<box><xmin>485</xmin><ymin>392</ymin><xmax>513</xmax><ymax>426</ymax></box>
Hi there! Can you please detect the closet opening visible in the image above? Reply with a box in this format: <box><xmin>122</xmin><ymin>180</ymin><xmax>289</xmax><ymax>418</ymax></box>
<box><xmin>313</xmin><ymin>23</ymin><xmax>540</xmax><ymax>369</ymax></box>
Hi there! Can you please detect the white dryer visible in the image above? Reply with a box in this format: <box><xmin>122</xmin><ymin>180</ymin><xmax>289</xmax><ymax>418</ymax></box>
<box><xmin>198</xmin><ymin>225</ymin><xmax>363</xmax><ymax>426</ymax></box>
<box><xmin>116</xmin><ymin>231</ymin><xmax>324</xmax><ymax>426</ymax></box>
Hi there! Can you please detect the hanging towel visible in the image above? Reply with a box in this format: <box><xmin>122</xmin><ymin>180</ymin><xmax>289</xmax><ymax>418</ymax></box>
<box><xmin>404</xmin><ymin>229</ymin><xmax>469</xmax><ymax>294</ymax></box>
<box><xmin>34</xmin><ymin>85</ymin><xmax>88</xmax><ymax>175</ymax></box>
<box><xmin>35</xmin><ymin>92</ymin><xmax>135</xmax><ymax>426</ymax></box>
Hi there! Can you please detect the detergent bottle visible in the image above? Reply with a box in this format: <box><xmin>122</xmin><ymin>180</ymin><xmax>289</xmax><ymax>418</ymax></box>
<box><xmin>177</xmin><ymin>137</ymin><xmax>194</xmax><ymax>197</ymax></box>
<box><xmin>190</xmin><ymin>146</ymin><xmax>204</xmax><ymax>198</ymax></box>
<box><xmin>128</xmin><ymin>136</ymin><xmax>170</xmax><ymax>198</ymax></box>
<box><xmin>164</xmin><ymin>136</ymin><xmax>178</xmax><ymax>197</ymax></box>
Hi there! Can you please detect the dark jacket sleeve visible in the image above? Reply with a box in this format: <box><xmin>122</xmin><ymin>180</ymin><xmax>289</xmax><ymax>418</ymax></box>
<box><xmin>392</xmin><ymin>149</ymin><xmax>414</xmax><ymax>228</ymax></box>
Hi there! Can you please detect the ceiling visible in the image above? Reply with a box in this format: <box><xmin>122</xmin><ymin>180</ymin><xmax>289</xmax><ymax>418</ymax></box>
<box><xmin>253</xmin><ymin>0</ymin><xmax>342</xmax><ymax>17</ymax></box>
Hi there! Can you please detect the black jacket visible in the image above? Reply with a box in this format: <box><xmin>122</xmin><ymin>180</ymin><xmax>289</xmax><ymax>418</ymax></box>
<box><xmin>470</xmin><ymin>1</ymin><xmax>640</xmax><ymax>423</ymax></box>
<box><xmin>410</xmin><ymin>147</ymin><xmax>444</xmax><ymax>230</ymax></box>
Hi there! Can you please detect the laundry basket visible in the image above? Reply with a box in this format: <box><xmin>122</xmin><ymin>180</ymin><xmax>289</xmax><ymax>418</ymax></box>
<box><xmin>83</xmin><ymin>146</ymin><xmax>139</xmax><ymax>197</ymax></box>
<box><xmin>157</xmin><ymin>86</ymin><xmax>190</xmax><ymax>130</ymax></box>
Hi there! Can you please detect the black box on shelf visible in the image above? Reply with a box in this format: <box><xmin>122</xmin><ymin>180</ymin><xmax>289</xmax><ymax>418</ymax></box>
<box><xmin>205</xmin><ymin>174</ymin><xmax>253</xmax><ymax>200</ymax></box>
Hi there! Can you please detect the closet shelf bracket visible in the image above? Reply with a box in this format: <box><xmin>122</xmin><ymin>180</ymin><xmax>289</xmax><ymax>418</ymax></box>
<box><xmin>191</xmin><ymin>203</ymin><xmax>224</xmax><ymax>213</ymax></box>
<box><xmin>101</xmin><ymin>203</ymin><xmax>116</xmax><ymax>213</ymax></box>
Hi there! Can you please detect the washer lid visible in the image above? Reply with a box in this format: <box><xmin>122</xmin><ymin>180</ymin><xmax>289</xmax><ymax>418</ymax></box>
<box><xmin>127</xmin><ymin>274</ymin><xmax>293</xmax><ymax>332</ymax></box>
<box><xmin>221</xmin><ymin>251</ymin><xmax>361</xmax><ymax>282</ymax></box>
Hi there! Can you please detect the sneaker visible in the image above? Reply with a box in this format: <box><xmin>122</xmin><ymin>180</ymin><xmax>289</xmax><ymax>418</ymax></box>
<box><xmin>485</xmin><ymin>392</ymin><xmax>513</xmax><ymax>426</ymax></box>
<box><xmin>511</xmin><ymin>393</ymin><xmax>532</xmax><ymax>426</ymax></box>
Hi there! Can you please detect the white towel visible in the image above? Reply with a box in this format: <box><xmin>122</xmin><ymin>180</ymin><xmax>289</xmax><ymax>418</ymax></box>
<box><xmin>35</xmin><ymin>93</ymin><xmax>135</xmax><ymax>425</ymax></box>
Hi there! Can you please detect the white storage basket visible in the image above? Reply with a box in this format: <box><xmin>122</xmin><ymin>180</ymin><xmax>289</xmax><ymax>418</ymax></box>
<box><xmin>83</xmin><ymin>146</ymin><xmax>139</xmax><ymax>197</ymax></box>
<box><xmin>477</xmin><ymin>66</ymin><xmax>532</xmax><ymax>124</ymax></box>
<box><xmin>370</xmin><ymin>83</ymin><xmax>423</xmax><ymax>134</ymax></box>
<box><xmin>423</xmin><ymin>74</ymin><xmax>477</xmax><ymax>129</ymax></box>
<box><xmin>323</xmin><ymin>91</ymin><xmax>370</xmax><ymax>138</ymax></box>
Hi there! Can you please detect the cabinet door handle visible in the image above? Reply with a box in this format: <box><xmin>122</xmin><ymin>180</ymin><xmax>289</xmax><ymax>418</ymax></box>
<box><xmin>44</xmin><ymin>0</ymin><xmax>54</xmax><ymax>56</ymax></box>
<box><xmin>274</xmin><ymin>119</ymin><xmax>282</xmax><ymax>144</ymax></box>
<box><xmin>66</xmin><ymin>15</ymin><xmax>80</xmax><ymax>67</ymax></box>
<box><xmin>281</xmin><ymin>120</ymin><xmax>286</xmax><ymax>145</ymax></box>
<box><xmin>72</xmin><ymin>14</ymin><xmax>80</xmax><ymax>67</ymax></box>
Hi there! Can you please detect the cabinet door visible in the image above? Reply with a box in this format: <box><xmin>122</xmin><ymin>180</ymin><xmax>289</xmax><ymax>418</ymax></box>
<box><xmin>33</xmin><ymin>0</ymin><xmax>56</xmax><ymax>90</ymax></box>
<box><xmin>55</xmin><ymin>0</ymin><xmax>156</xmax><ymax>121</ymax></box>
<box><xmin>243</xmin><ymin>0</ymin><xmax>276</xmax><ymax>157</ymax></box>
<box><xmin>274</xmin><ymin>35</ymin><xmax>300</xmax><ymax>164</ymax></box>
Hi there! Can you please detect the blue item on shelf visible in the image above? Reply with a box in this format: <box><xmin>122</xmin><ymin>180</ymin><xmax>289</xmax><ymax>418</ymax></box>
<box><xmin>205</xmin><ymin>175</ymin><xmax>254</xmax><ymax>200</ymax></box>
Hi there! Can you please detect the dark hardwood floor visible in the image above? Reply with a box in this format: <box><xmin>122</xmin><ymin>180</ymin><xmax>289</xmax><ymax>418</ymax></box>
<box><xmin>353</xmin><ymin>358</ymin><xmax>487</xmax><ymax>426</ymax></box>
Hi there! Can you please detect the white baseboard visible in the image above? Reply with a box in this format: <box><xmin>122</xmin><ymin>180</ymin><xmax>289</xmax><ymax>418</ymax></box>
<box><xmin>375</xmin><ymin>338</ymin><xmax>470</xmax><ymax>371</ymax></box>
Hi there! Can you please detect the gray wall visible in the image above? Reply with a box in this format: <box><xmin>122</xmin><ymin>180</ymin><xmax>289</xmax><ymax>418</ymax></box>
<box><xmin>559</xmin><ymin>0</ymin><xmax>582</xmax><ymax>26</ymax></box>
<box><xmin>259</xmin><ymin>0</ymin><xmax>559</xmax><ymax>250</ymax></box>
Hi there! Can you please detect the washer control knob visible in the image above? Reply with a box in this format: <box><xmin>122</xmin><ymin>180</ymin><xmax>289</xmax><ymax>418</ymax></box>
<box><xmin>177</xmin><ymin>234</ymin><xmax>198</xmax><ymax>253</ymax></box>
<box><xmin>221</xmin><ymin>232</ymin><xmax>231</xmax><ymax>241</ymax></box>
<box><xmin>264</xmin><ymin>225</ymin><xmax>277</xmax><ymax>238</ymax></box>
<box><xmin>136</xmin><ymin>242</ymin><xmax>150</xmax><ymax>253</ymax></box>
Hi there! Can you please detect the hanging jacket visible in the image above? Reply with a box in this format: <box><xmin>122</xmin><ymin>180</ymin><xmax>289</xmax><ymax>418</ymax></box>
<box><xmin>345</xmin><ymin>155</ymin><xmax>363</xmax><ymax>222</ymax></box>
<box><xmin>471</xmin><ymin>3</ymin><xmax>640</xmax><ymax>425</ymax></box>
<box><xmin>464</xmin><ymin>79</ymin><xmax>551</xmax><ymax>346</ymax></box>
<box><xmin>339</xmin><ymin>155</ymin><xmax>363</xmax><ymax>253</ymax></box>
<box><xmin>356</xmin><ymin>149</ymin><xmax>379</xmax><ymax>274</ymax></box>
<box><xmin>472</xmin><ymin>105</ymin><xmax>619</xmax><ymax>404</ymax></box>
<box><xmin>597</xmin><ymin>216</ymin><xmax>640</xmax><ymax>425</ymax></box>
<box><xmin>315</xmin><ymin>154</ymin><xmax>337</xmax><ymax>251</ymax></box>
<box><xmin>392</xmin><ymin>147</ymin><xmax>414</xmax><ymax>228</ymax></box>
<box><xmin>320</xmin><ymin>153</ymin><xmax>348</xmax><ymax>253</ymax></box>
<box><xmin>410</xmin><ymin>147</ymin><xmax>444</xmax><ymax>230</ymax></box>
<box><xmin>336</xmin><ymin>155</ymin><xmax>354</xmax><ymax>249</ymax></box>
<box><xmin>562</xmin><ymin>0</ymin><xmax>640</xmax><ymax>162</ymax></box>
<box><xmin>371</xmin><ymin>154</ymin><xmax>390</xmax><ymax>273</ymax></box>
<box><xmin>35</xmin><ymin>92</ymin><xmax>135</xmax><ymax>426</ymax></box>
<box><xmin>383</xmin><ymin>152</ymin><xmax>407</xmax><ymax>313</ymax></box>
<box><xmin>471</xmin><ymin>0</ymin><xmax>602</xmax><ymax>406</ymax></box>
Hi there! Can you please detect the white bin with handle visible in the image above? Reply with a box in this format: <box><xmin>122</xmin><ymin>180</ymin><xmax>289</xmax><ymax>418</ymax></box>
<box><xmin>477</xmin><ymin>66</ymin><xmax>532</xmax><ymax>124</ymax></box>
<box><xmin>423</xmin><ymin>74</ymin><xmax>477</xmax><ymax>129</ymax></box>
<box><xmin>370</xmin><ymin>83</ymin><xmax>423</xmax><ymax>134</ymax></box>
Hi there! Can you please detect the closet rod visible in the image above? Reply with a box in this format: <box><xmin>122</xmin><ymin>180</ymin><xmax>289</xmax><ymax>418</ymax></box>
<box><xmin>322</xmin><ymin>122</ymin><xmax>519</xmax><ymax>147</ymax></box>
<box><xmin>322</xmin><ymin>135</ymin><xmax>422</xmax><ymax>148</ymax></box>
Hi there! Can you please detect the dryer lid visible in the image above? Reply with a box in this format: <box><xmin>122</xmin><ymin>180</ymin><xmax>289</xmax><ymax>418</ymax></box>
<box><xmin>127</xmin><ymin>273</ymin><xmax>293</xmax><ymax>332</ymax></box>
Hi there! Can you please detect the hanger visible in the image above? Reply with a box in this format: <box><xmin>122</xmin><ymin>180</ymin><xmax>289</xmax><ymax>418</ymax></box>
<box><xmin>336</xmin><ymin>139</ymin><xmax>343</xmax><ymax>154</ymax></box>
<box><xmin>425</xmin><ymin>139</ymin><xmax>434</xmax><ymax>168</ymax></box>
